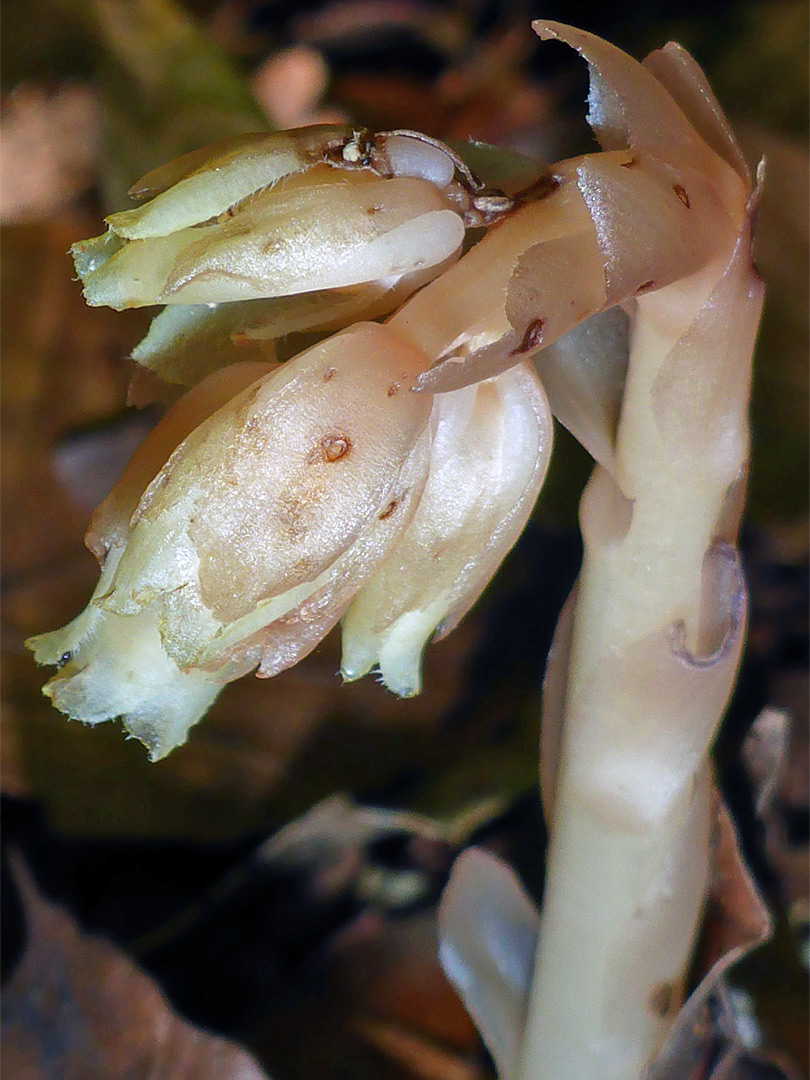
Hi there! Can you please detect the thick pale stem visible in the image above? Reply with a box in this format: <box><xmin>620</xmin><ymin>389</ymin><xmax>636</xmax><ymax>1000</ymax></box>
<box><xmin>517</xmin><ymin>228</ymin><xmax>762</xmax><ymax>1079</ymax></box>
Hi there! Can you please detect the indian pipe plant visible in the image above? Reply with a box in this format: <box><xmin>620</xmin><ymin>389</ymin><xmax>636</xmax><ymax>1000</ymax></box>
<box><xmin>28</xmin><ymin>22</ymin><xmax>764</xmax><ymax>1080</ymax></box>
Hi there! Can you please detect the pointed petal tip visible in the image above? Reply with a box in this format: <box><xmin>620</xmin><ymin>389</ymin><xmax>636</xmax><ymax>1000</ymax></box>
<box><xmin>338</xmin><ymin>662</ymin><xmax>369</xmax><ymax>685</ymax></box>
<box><xmin>531</xmin><ymin>20</ymin><xmax>561</xmax><ymax>40</ymax></box>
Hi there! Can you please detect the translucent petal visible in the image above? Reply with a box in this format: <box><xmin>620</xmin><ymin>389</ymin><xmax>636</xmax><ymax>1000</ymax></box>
<box><xmin>26</xmin><ymin>549</ymin><xmax>224</xmax><ymax>762</ymax></box>
<box><xmin>341</xmin><ymin>361</ymin><xmax>552</xmax><ymax>696</ymax></box>
<box><xmin>86</xmin><ymin>361</ymin><xmax>277</xmax><ymax>557</ymax></box>
<box><xmin>103</xmin><ymin>322</ymin><xmax>434</xmax><ymax>664</ymax></box>
<box><xmin>130</xmin><ymin>263</ymin><xmax>460</xmax><ymax>392</ymax></box>
<box><xmin>79</xmin><ymin>178</ymin><xmax>464</xmax><ymax>309</ymax></box>
<box><xmin>439</xmin><ymin>849</ymin><xmax>539</xmax><ymax>1080</ymax></box>
<box><xmin>108</xmin><ymin>125</ymin><xmax>350</xmax><ymax>238</ymax></box>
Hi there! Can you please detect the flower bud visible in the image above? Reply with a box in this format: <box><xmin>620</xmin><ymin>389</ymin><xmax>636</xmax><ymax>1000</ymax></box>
<box><xmin>340</xmin><ymin>360</ymin><xmax>553</xmax><ymax>696</ymax></box>
<box><xmin>71</xmin><ymin>127</ymin><xmax>466</xmax><ymax>311</ymax></box>
<box><xmin>28</xmin><ymin>322</ymin><xmax>435</xmax><ymax>759</ymax></box>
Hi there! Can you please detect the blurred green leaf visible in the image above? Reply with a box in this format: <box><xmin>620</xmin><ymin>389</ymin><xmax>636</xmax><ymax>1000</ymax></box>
<box><xmin>62</xmin><ymin>0</ymin><xmax>270</xmax><ymax>208</ymax></box>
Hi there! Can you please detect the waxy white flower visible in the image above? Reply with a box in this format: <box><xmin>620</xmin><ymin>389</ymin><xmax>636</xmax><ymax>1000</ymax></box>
<box><xmin>29</xmin><ymin>306</ymin><xmax>555</xmax><ymax>757</ymax></box>
<box><xmin>341</xmin><ymin>361</ymin><xmax>552</xmax><ymax>696</ymax></box>
<box><xmin>30</xmin><ymin>101</ymin><xmax>600</xmax><ymax>760</ymax></box>
<box><xmin>28</xmin><ymin>323</ymin><xmax>437</xmax><ymax>758</ymax></box>
<box><xmin>72</xmin><ymin>125</ymin><xmax>467</xmax><ymax>312</ymax></box>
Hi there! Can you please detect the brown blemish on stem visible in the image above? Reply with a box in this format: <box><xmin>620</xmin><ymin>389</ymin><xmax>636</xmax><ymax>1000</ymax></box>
<box><xmin>673</xmin><ymin>184</ymin><xmax>691</xmax><ymax>208</ymax></box>
<box><xmin>511</xmin><ymin>317</ymin><xmax>546</xmax><ymax>355</ymax></box>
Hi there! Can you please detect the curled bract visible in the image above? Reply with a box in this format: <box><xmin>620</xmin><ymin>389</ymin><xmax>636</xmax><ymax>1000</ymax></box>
<box><xmin>393</xmin><ymin>21</ymin><xmax>748</xmax><ymax>395</ymax></box>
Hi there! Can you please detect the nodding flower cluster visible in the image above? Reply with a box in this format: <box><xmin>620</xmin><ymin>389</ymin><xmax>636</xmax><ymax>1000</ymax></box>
<box><xmin>29</xmin><ymin>22</ymin><xmax>755</xmax><ymax>760</ymax></box>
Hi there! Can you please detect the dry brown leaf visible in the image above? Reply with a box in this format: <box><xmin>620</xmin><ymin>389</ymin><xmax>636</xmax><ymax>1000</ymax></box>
<box><xmin>357</xmin><ymin>1018</ymin><xmax>485</xmax><ymax>1080</ymax></box>
<box><xmin>648</xmin><ymin>793</ymin><xmax>774</xmax><ymax>1079</ymax></box>
<box><xmin>2</xmin><ymin>857</ymin><xmax>269</xmax><ymax>1080</ymax></box>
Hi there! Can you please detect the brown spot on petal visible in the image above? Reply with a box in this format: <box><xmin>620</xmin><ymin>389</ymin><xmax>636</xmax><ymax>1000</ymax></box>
<box><xmin>673</xmin><ymin>183</ymin><xmax>691</xmax><ymax>208</ymax></box>
<box><xmin>366</xmin><ymin>204</ymin><xmax>383</xmax><ymax>215</ymax></box>
<box><xmin>387</xmin><ymin>382</ymin><xmax>400</xmax><ymax>397</ymax></box>
<box><xmin>308</xmin><ymin>433</ymin><xmax>352</xmax><ymax>464</ymax></box>
<box><xmin>619</xmin><ymin>156</ymin><xmax>638</xmax><ymax>169</ymax></box>
<box><xmin>378</xmin><ymin>499</ymin><xmax>399</xmax><ymax>520</ymax></box>
<box><xmin>511</xmin><ymin>318</ymin><xmax>545</xmax><ymax>356</ymax></box>
<box><xmin>323</xmin><ymin>367</ymin><xmax>337</xmax><ymax>382</ymax></box>
<box><xmin>636</xmin><ymin>280</ymin><xmax>657</xmax><ymax>294</ymax></box>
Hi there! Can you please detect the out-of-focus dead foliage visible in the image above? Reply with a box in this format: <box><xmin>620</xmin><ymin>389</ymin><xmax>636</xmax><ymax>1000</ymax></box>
<box><xmin>252</xmin><ymin>910</ymin><xmax>484</xmax><ymax>1080</ymax></box>
<box><xmin>250</xmin><ymin>45</ymin><xmax>344</xmax><ymax>128</ymax></box>
<box><xmin>2</xmin><ymin>858</ymin><xmax>269</xmax><ymax>1080</ymax></box>
<box><xmin>0</xmin><ymin>85</ymin><xmax>98</xmax><ymax>223</ymax></box>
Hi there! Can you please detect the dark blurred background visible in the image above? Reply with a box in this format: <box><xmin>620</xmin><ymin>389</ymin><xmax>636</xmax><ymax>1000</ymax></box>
<box><xmin>1</xmin><ymin>1</ymin><xmax>807</xmax><ymax>1077</ymax></box>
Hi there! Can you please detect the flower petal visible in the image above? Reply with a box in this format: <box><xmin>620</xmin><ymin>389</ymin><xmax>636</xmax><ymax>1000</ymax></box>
<box><xmin>108</xmin><ymin>125</ymin><xmax>351</xmax><ymax>239</ymax></box>
<box><xmin>341</xmin><ymin>360</ymin><xmax>552</xmax><ymax>696</ymax></box>
<box><xmin>79</xmin><ymin>178</ymin><xmax>464</xmax><ymax>309</ymax></box>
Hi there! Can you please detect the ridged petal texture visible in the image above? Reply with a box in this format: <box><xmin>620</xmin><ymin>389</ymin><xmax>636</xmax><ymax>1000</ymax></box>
<box><xmin>28</xmin><ymin>323</ymin><xmax>435</xmax><ymax>758</ymax></box>
<box><xmin>341</xmin><ymin>361</ymin><xmax>552</xmax><ymax>696</ymax></box>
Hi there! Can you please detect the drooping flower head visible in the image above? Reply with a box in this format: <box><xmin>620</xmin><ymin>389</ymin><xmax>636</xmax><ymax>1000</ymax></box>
<box><xmin>31</xmin><ymin>22</ymin><xmax>754</xmax><ymax>762</ymax></box>
<box><xmin>29</xmin><ymin>323</ymin><xmax>440</xmax><ymax>758</ymax></box>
